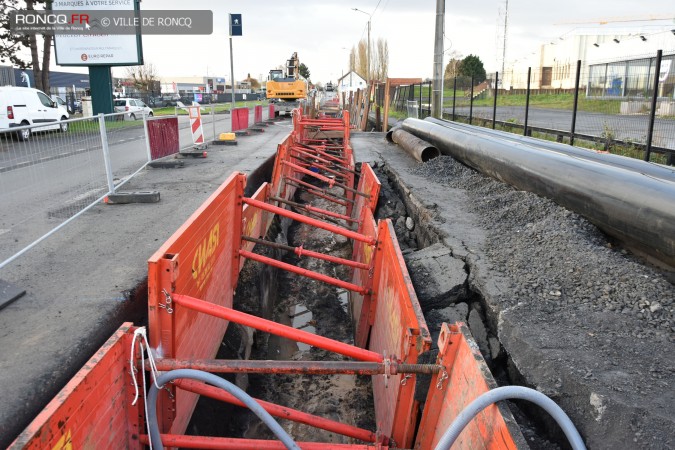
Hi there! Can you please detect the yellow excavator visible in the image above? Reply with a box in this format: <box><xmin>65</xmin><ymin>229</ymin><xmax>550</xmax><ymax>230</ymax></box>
<box><xmin>266</xmin><ymin>52</ymin><xmax>307</xmax><ymax>116</ymax></box>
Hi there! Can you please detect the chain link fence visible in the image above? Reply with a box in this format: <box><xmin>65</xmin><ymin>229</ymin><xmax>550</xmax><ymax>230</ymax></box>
<box><xmin>0</xmin><ymin>112</ymin><xmax>152</xmax><ymax>269</ymax></box>
<box><xmin>442</xmin><ymin>49</ymin><xmax>675</xmax><ymax>165</ymax></box>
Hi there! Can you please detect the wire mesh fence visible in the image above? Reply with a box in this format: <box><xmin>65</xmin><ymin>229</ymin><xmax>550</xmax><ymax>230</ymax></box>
<box><xmin>441</xmin><ymin>50</ymin><xmax>675</xmax><ymax>165</ymax></box>
<box><xmin>0</xmin><ymin>112</ymin><xmax>151</xmax><ymax>269</ymax></box>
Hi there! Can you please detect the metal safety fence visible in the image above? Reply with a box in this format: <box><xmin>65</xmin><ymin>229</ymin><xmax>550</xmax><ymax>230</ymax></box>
<box><xmin>0</xmin><ymin>105</ymin><xmax>272</xmax><ymax>271</ymax></box>
<box><xmin>443</xmin><ymin>49</ymin><xmax>675</xmax><ymax>165</ymax></box>
<box><xmin>0</xmin><ymin>112</ymin><xmax>151</xmax><ymax>269</ymax></box>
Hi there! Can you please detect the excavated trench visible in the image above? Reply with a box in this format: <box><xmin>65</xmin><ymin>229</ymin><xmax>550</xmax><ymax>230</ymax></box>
<box><xmin>187</xmin><ymin>141</ymin><xmax>673</xmax><ymax>448</ymax></box>
<box><xmin>375</xmin><ymin>151</ymin><xmax>673</xmax><ymax>450</ymax></box>
<box><xmin>187</xmin><ymin>173</ymin><xmax>375</xmax><ymax>443</ymax></box>
<box><xmin>185</xmin><ymin>160</ymin><xmax>560</xmax><ymax>446</ymax></box>
<box><xmin>372</xmin><ymin>163</ymin><xmax>563</xmax><ymax>449</ymax></box>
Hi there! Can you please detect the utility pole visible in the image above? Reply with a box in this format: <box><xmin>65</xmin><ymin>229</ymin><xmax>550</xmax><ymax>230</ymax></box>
<box><xmin>501</xmin><ymin>0</ymin><xmax>509</xmax><ymax>84</ymax></box>
<box><xmin>228</xmin><ymin>14</ymin><xmax>243</xmax><ymax>110</ymax></box>
<box><xmin>367</xmin><ymin>19</ymin><xmax>371</xmax><ymax>86</ymax></box>
<box><xmin>352</xmin><ymin>8</ymin><xmax>372</xmax><ymax>87</ymax></box>
<box><xmin>432</xmin><ymin>0</ymin><xmax>445</xmax><ymax>118</ymax></box>
<box><xmin>229</xmin><ymin>38</ymin><xmax>235</xmax><ymax>110</ymax></box>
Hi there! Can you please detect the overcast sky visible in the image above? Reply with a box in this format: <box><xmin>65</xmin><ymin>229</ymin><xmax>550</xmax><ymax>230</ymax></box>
<box><xmin>49</xmin><ymin>1</ymin><xmax>675</xmax><ymax>83</ymax></box>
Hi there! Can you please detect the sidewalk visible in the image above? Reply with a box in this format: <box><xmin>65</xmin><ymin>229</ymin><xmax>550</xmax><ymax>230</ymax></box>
<box><xmin>0</xmin><ymin>119</ymin><xmax>291</xmax><ymax>447</ymax></box>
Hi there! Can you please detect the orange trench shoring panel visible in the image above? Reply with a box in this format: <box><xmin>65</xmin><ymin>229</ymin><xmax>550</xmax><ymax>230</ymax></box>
<box><xmin>10</xmin><ymin>110</ymin><xmax>523</xmax><ymax>449</ymax></box>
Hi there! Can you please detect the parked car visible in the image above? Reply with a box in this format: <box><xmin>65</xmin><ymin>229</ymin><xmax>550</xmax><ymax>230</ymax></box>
<box><xmin>50</xmin><ymin>95</ymin><xmax>73</xmax><ymax>114</ymax></box>
<box><xmin>0</xmin><ymin>86</ymin><xmax>70</xmax><ymax>141</ymax></box>
<box><xmin>113</xmin><ymin>98</ymin><xmax>154</xmax><ymax>120</ymax></box>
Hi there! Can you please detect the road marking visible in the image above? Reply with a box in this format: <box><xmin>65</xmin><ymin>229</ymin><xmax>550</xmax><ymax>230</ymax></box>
<box><xmin>0</xmin><ymin>229</ymin><xmax>10</xmax><ymax>236</ymax></box>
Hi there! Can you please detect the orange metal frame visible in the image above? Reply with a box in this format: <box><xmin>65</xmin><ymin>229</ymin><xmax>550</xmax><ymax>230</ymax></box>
<box><xmin>12</xmin><ymin>106</ymin><xmax>525</xmax><ymax>450</ymax></box>
<box><xmin>368</xmin><ymin>220</ymin><xmax>432</xmax><ymax>448</ymax></box>
<box><xmin>9</xmin><ymin>323</ymin><xmax>143</xmax><ymax>449</ymax></box>
<box><xmin>415</xmin><ymin>323</ymin><xmax>522</xmax><ymax>449</ymax></box>
<box><xmin>147</xmin><ymin>172</ymin><xmax>246</xmax><ymax>435</ymax></box>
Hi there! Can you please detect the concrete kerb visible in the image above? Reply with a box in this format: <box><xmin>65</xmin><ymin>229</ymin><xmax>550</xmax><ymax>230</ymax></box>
<box><xmin>105</xmin><ymin>191</ymin><xmax>161</xmax><ymax>204</ymax></box>
<box><xmin>0</xmin><ymin>279</ymin><xmax>25</xmax><ymax>311</ymax></box>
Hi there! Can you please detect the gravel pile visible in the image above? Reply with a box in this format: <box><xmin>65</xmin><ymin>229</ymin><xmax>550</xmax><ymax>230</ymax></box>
<box><xmin>409</xmin><ymin>156</ymin><xmax>674</xmax><ymax>340</ymax></box>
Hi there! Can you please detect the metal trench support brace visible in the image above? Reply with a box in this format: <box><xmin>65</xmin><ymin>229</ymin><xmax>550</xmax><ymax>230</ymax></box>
<box><xmin>242</xmin><ymin>236</ymin><xmax>369</xmax><ymax>270</ymax></box>
<box><xmin>242</xmin><ymin>197</ymin><xmax>375</xmax><ymax>245</ymax></box>
<box><xmin>164</xmin><ymin>292</ymin><xmax>383</xmax><ymax>360</ymax></box>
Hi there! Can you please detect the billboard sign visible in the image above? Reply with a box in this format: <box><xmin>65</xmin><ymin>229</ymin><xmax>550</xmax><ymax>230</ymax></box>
<box><xmin>53</xmin><ymin>0</ymin><xmax>143</xmax><ymax>66</ymax></box>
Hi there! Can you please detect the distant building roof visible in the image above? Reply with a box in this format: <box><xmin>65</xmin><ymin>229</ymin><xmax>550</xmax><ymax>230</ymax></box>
<box><xmin>12</xmin><ymin>68</ymin><xmax>89</xmax><ymax>89</ymax></box>
<box><xmin>387</xmin><ymin>78</ymin><xmax>423</xmax><ymax>86</ymax></box>
<box><xmin>337</xmin><ymin>71</ymin><xmax>366</xmax><ymax>84</ymax></box>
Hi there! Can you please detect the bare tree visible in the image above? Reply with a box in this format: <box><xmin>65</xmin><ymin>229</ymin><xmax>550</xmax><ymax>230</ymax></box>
<box><xmin>1</xmin><ymin>0</ymin><xmax>53</xmax><ymax>93</ymax></box>
<box><xmin>356</xmin><ymin>39</ymin><xmax>367</xmax><ymax>79</ymax></box>
<box><xmin>244</xmin><ymin>72</ymin><xmax>260</xmax><ymax>89</ymax></box>
<box><xmin>444</xmin><ymin>51</ymin><xmax>463</xmax><ymax>80</ymax></box>
<box><xmin>373</xmin><ymin>38</ymin><xmax>389</xmax><ymax>81</ymax></box>
<box><xmin>349</xmin><ymin>45</ymin><xmax>356</xmax><ymax>72</ymax></box>
<box><xmin>125</xmin><ymin>63</ymin><xmax>158</xmax><ymax>93</ymax></box>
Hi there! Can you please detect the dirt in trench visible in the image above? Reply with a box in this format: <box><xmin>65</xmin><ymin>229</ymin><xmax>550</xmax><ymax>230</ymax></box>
<box><xmin>188</xmin><ymin>178</ymin><xmax>376</xmax><ymax>443</ymax></box>
<box><xmin>243</xmin><ymin>182</ymin><xmax>376</xmax><ymax>443</ymax></box>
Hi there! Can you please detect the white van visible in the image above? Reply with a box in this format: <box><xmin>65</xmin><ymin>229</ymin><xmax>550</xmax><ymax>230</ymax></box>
<box><xmin>0</xmin><ymin>86</ymin><xmax>70</xmax><ymax>141</ymax></box>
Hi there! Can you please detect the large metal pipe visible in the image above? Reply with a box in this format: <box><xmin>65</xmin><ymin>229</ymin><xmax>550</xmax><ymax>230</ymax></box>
<box><xmin>391</xmin><ymin>128</ymin><xmax>440</xmax><ymax>162</ymax></box>
<box><xmin>385</xmin><ymin>124</ymin><xmax>401</xmax><ymax>143</ymax></box>
<box><xmin>425</xmin><ymin>117</ymin><xmax>675</xmax><ymax>183</ymax></box>
<box><xmin>401</xmin><ymin>118</ymin><xmax>675</xmax><ymax>267</ymax></box>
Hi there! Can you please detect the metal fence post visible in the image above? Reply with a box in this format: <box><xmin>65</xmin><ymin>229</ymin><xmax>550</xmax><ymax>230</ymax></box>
<box><xmin>524</xmin><ymin>67</ymin><xmax>532</xmax><ymax>136</ymax></box>
<box><xmin>143</xmin><ymin>111</ymin><xmax>152</xmax><ymax>163</ymax></box>
<box><xmin>492</xmin><ymin>72</ymin><xmax>499</xmax><ymax>129</ymax></box>
<box><xmin>212</xmin><ymin>104</ymin><xmax>216</xmax><ymax>141</ymax></box>
<box><xmin>418</xmin><ymin>82</ymin><xmax>423</xmax><ymax>117</ymax></box>
<box><xmin>452</xmin><ymin>77</ymin><xmax>456</xmax><ymax>121</ymax></box>
<box><xmin>98</xmin><ymin>113</ymin><xmax>115</xmax><ymax>194</ymax></box>
<box><xmin>428</xmin><ymin>81</ymin><xmax>432</xmax><ymax>117</ymax></box>
<box><xmin>570</xmin><ymin>60</ymin><xmax>581</xmax><ymax>146</ymax></box>
<box><xmin>469</xmin><ymin>75</ymin><xmax>474</xmax><ymax>125</ymax></box>
<box><xmin>644</xmin><ymin>49</ymin><xmax>662</xmax><ymax>162</ymax></box>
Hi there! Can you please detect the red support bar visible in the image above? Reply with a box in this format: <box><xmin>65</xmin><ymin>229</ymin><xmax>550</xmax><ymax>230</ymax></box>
<box><xmin>290</xmin><ymin>147</ymin><xmax>355</xmax><ymax>173</ymax></box>
<box><xmin>154</xmin><ymin>358</ymin><xmax>386</xmax><ymax>374</ymax></box>
<box><xmin>293</xmin><ymin>143</ymin><xmax>346</xmax><ymax>164</ymax></box>
<box><xmin>289</xmin><ymin>156</ymin><xmax>349</xmax><ymax>179</ymax></box>
<box><xmin>269</xmin><ymin>196</ymin><xmax>356</xmax><ymax>223</ymax></box>
<box><xmin>171</xmin><ymin>294</ymin><xmax>383</xmax><ymax>362</ymax></box>
<box><xmin>291</xmin><ymin>146</ymin><xmax>352</xmax><ymax>168</ymax></box>
<box><xmin>153</xmin><ymin>358</ymin><xmax>441</xmax><ymax>375</ymax></box>
<box><xmin>285</xmin><ymin>176</ymin><xmax>355</xmax><ymax>204</ymax></box>
<box><xmin>279</xmin><ymin>164</ymin><xmax>367</xmax><ymax>199</ymax></box>
<box><xmin>140</xmin><ymin>435</ymin><xmax>382</xmax><ymax>449</ymax></box>
<box><xmin>303</xmin><ymin>188</ymin><xmax>350</xmax><ymax>208</ymax></box>
<box><xmin>242</xmin><ymin>236</ymin><xmax>369</xmax><ymax>270</ymax></box>
<box><xmin>240</xmin><ymin>249</ymin><xmax>369</xmax><ymax>294</ymax></box>
<box><xmin>174</xmin><ymin>379</ymin><xmax>378</xmax><ymax>443</ymax></box>
<box><xmin>243</xmin><ymin>197</ymin><xmax>375</xmax><ymax>245</ymax></box>
<box><xmin>281</xmin><ymin>160</ymin><xmax>335</xmax><ymax>186</ymax></box>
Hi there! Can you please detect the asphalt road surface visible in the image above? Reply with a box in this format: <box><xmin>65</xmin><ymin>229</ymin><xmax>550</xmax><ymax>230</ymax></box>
<box><xmin>0</xmin><ymin>114</ymin><xmax>287</xmax><ymax>447</ymax></box>
<box><xmin>0</xmin><ymin>109</ymin><xmax>260</xmax><ymax>264</ymax></box>
<box><xmin>449</xmin><ymin>106</ymin><xmax>675</xmax><ymax>148</ymax></box>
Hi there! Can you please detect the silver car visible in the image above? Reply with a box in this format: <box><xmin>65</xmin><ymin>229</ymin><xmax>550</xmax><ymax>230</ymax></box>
<box><xmin>113</xmin><ymin>98</ymin><xmax>154</xmax><ymax>120</ymax></box>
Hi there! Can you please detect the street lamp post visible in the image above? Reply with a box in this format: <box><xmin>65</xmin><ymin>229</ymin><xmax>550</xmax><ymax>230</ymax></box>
<box><xmin>352</xmin><ymin>8</ymin><xmax>371</xmax><ymax>87</ymax></box>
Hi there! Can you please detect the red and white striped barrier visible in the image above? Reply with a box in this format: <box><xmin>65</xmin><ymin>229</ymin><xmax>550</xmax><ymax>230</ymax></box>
<box><xmin>188</xmin><ymin>106</ymin><xmax>205</xmax><ymax>145</ymax></box>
